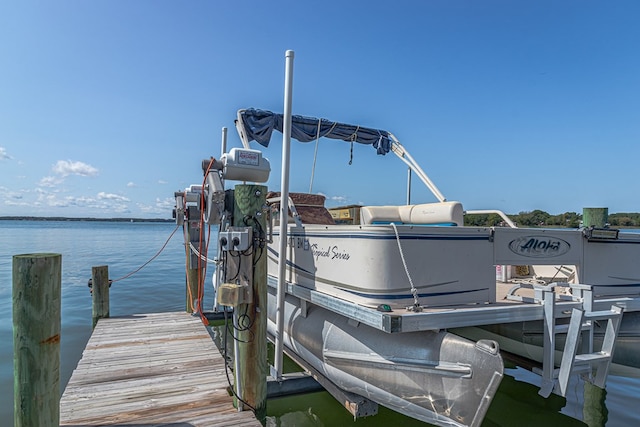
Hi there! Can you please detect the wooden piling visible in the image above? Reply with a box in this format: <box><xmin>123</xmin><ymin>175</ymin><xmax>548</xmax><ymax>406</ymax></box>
<box><xmin>583</xmin><ymin>207</ymin><xmax>608</xmax><ymax>228</ymax></box>
<box><xmin>13</xmin><ymin>253</ymin><xmax>62</xmax><ymax>427</ymax></box>
<box><xmin>186</xmin><ymin>268</ymin><xmax>201</xmax><ymax>313</ymax></box>
<box><xmin>91</xmin><ymin>265</ymin><xmax>110</xmax><ymax>329</ymax></box>
<box><xmin>185</xmin><ymin>216</ymin><xmax>203</xmax><ymax>313</ymax></box>
<box><xmin>234</xmin><ymin>184</ymin><xmax>268</xmax><ymax>420</ymax></box>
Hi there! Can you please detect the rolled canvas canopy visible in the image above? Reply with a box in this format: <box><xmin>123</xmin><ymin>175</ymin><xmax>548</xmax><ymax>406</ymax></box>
<box><xmin>239</xmin><ymin>108</ymin><xmax>392</xmax><ymax>155</ymax></box>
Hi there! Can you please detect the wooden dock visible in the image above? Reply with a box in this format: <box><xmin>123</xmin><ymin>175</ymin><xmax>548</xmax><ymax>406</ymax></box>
<box><xmin>60</xmin><ymin>311</ymin><xmax>262</xmax><ymax>427</ymax></box>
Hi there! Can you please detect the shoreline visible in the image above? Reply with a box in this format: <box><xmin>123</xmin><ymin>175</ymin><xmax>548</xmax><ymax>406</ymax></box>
<box><xmin>0</xmin><ymin>216</ymin><xmax>173</xmax><ymax>223</ymax></box>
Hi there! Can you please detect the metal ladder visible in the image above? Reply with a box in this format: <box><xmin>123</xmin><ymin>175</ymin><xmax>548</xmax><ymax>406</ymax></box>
<box><xmin>537</xmin><ymin>284</ymin><xmax>624</xmax><ymax>398</ymax></box>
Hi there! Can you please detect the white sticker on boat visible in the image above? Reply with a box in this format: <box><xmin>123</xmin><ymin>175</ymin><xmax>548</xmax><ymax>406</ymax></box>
<box><xmin>237</xmin><ymin>150</ymin><xmax>260</xmax><ymax>166</ymax></box>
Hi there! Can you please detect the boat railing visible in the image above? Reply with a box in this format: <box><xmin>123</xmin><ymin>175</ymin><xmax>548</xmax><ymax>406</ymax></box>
<box><xmin>464</xmin><ymin>209</ymin><xmax>517</xmax><ymax>228</ymax></box>
<box><xmin>388</xmin><ymin>135</ymin><xmax>447</xmax><ymax>203</ymax></box>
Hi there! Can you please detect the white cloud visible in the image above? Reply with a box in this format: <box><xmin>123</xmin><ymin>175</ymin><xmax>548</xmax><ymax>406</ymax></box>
<box><xmin>315</xmin><ymin>192</ymin><xmax>348</xmax><ymax>205</ymax></box>
<box><xmin>0</xmin><ymin>147</ymin><xmax>11</xmax><ymax>160</ymax></box>
<box><xmin>52</xmin><ymin>160</ymin><xmax>99</xmax><ymax>177</ymax></box>
<box><xmin>39</xmin><ymin>176</ymin><xmax>63</xmax><ymax>187</ymax></box>
<box><xmin>3</xmin><ymin>189</ymin><xmax>30</xmax><ymax>207</ymax></box>
<box><xmin>37</xmin><ymin>160</ymin><xmax>99</xmax><ymax>190</ymax></box>
<box><xmin>43</xmin><ymin>194</ymin><xmax>71</xmax><ymax>207</ymax></box>
<box><xmin>36</xmin><ymin>192</ymin><xmax>133</xmax><ymax>214</ymax></box>
<box><xmin>126</xmin><ymin>182</ymin><xmax>136</xmax><ymax>187</ymax></box>
<box><xmin>137</xmin><ymin>197</ymin><xmax>174</xmax><ymax>215</ymax></box>
<box><xmin>0</xmin><ymin>186</ymin><xmax>24</xmax><ymax>200</ymax></box>
<box><xmin>4</xmin><ymin>199</ymin><xmax>30</xmax><ymax>207</ymax></box>
<box><xmin>330</xmin><ymin>195</ymin><xmax>348</xmax><ymax>203</ymax></box>
<box><xmin>158</xmin><ymin>179</ymin><xmax>168</xmax><ymax>185</ymax></box>
<box><xmin>112</xmin><ymin>204</ymin><xmax>131</xmax><ymax>214</ymax></box>
<box><xmin>97</xmin><ymin>192</ymin><xmax>130</xmax><ymax>202</ymax></box>
<box><xmin>155</xmin><ymin>197</ymin><xmax>174</xmax><ymax>210</ymax></box>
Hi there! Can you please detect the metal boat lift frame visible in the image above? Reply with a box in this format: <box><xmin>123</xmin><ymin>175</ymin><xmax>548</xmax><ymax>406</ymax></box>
<box><xmin>267</xmin><ymin>275</ymin><xmax>637</xmax><ymax>398</ymax></box>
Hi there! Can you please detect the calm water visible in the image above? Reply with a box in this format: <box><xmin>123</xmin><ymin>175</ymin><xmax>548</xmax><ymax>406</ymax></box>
<box><xmin>1</xmin><ymin>220</ymin><xmax>638</xmax><ymax>426</ymax></box>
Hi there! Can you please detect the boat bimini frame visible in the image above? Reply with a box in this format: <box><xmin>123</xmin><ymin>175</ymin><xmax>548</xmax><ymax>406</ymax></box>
<box><xmin>234</xmin><ymin>108</ymin><xmax>516</xmax><ymax>228</ymax></box>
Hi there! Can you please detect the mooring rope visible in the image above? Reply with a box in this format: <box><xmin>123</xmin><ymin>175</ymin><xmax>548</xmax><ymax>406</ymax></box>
<box><xmin>189</xmin><ymin>242</ymin><xmax>216</xmax><ymax>263</ymax></box>
<box><xmin>390</xmin><ymin>222</ymin><xmax>422</xmax><ymax>311</ymax></box>
<box><xmin>110</xmin><ymin>223</ymin><xmax>181</xmax><ymax>283</ymax></box>
<box><xmin>309</xmin><ymin>118</ymin><xmax>322</xmax><ymax>193</ymax></box>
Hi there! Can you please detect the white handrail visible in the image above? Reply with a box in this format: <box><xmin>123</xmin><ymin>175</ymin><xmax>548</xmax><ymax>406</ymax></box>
<box><xmin>389</xmin><ymin>134</ymin><xmax>446</xmax><ymax>203</ymax></box>
<box><xmin>465</xmin><ymin>209</ymin><xmax>517</xmax><ymax>228</ymax></box>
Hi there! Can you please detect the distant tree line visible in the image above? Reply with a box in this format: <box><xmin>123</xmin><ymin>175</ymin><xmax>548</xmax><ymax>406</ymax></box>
<box><xmin>464</xmin><ymin>210</ymin><xmax>640</xmax><ymax>228</ymax></box>
<box><xmin>608</xmin><ymin>213</ymin><xmax>640</xmax><ymax>227</ymax></box>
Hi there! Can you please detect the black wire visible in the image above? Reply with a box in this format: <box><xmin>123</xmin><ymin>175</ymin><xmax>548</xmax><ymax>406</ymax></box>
<box><xmin>252</xmin><ymin>245</ymin><xmax>264</xmax><ymax>267</ymax></box>
<box><xmin>236</xmin><ymin>303</ymin><xmax>255</xmax><ymax>333</ymax></box>
<box><xmin>223</xmin><ymin>304</ymin><xmax>253</xmax><ymax>344</ymax></box>
<box><xmin>221</xmin><ymin>250</ymin><xmax>227</xmax><ymax>283</ymax></box>
<box><xmin>240</xmin><ymin>245</ymin><xmax>254</xmax><ymax>256</ymax></box>
<box><xmin>217</xmin><ymin>211</ymin><xmax>266</xmax><ymax>411</ymax></box>
<box><xmin>241</xmin><ymin>215</ymin><xmax>266</xmax><ymax>265</ymax></box>
<box><xmin>227</xmin><ymin>250</ymin><xmax>241</xmax><ymax>282</ymax></box>
<box><xmin>349</xmin><ymin>140</ymin><xmax>354</xmax><ymax>165</ymax></box>
<box><xmin>222</xmin><ymin>307</ymin><xmax>256</xmax><ymax>412</ymax></box>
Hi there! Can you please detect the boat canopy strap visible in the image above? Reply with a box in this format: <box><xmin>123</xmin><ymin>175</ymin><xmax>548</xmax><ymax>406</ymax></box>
<box><xmin>239</xmin><ymin>108</ymin><xmax>392</xmax><ymax>155</ymax></box>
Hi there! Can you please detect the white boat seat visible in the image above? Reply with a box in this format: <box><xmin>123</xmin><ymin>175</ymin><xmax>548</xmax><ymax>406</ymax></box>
<box><xmin>360</xmin><ymin>201</ymin><xmax>464</xmax><ymax>226</ymax></box>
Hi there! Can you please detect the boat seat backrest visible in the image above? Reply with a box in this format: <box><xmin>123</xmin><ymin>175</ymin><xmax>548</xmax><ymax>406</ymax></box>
<box><xmin>360</xmin><ymin>205</ymin><xmax>402</xmax><ymax>224</ymax></box>
<box><xmin>360</xmin><ymin>201</ymin><xmax>464</xmax><ymax>226</ymax></box>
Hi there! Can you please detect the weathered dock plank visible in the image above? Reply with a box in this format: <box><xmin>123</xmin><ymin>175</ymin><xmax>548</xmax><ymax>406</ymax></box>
<box><xmin>60</xmin><ymin>311</ymin><xmax>261</xmax><ymax>426</ymax></box>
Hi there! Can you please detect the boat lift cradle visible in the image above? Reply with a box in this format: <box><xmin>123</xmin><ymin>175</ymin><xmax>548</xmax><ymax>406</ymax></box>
<box><xmin>261</xmin><ymin>244</ymin><xmax>628</xmax><ymax>399</ymax></box>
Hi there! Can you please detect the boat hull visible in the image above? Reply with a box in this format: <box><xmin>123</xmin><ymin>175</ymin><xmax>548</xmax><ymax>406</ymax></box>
<box><xmin>268</xmin><ymin>224</ymin><xmax>496</xmax><ymax>309</ymax></box>
<box><xmin>267</xmin><ymin>288</ymin><xmax>504</xmax><ymax>427</ymax></box>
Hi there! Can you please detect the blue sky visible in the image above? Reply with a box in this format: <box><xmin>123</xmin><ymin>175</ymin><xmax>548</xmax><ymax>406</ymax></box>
<box><xmin>1</xmin><ymin>1</ymin><xmax>639</xmax><ymax>218</ymax></box>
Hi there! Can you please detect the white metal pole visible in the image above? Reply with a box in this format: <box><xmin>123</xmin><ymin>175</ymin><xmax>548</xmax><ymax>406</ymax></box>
<box><xmin>274</xmin><ymin>49</ymin><xmax>294</xmax><ymax>379</ymax></box>
<box><xmin>213</xmin><ymin>127</ymin><xmax>228</xmax><ymax>313</ymax></box>
<box><xmin>406</xmin><ymin>168</ymin><xmax>412</xmax><ymax>205</ymax></box>
<box><xmin>221</xmin><ymin>127</ymin><xmax>228</xmax><ymax>157</ymax></box>
<box><xmin>233</xmin><ymin>310</ymin><xmax>244</xmax><ymax>411</ymax></box>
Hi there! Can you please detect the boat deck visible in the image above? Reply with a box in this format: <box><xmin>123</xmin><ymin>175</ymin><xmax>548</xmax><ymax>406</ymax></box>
<box><xmin>270</xmin><ymin>277</ymin><xmax>640</xmax><ymax>333</ymax></box>
<box><xmin>60</xmin><ymin>311</ymin><xmax>261</xmax><ymax>427</ymax></box>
